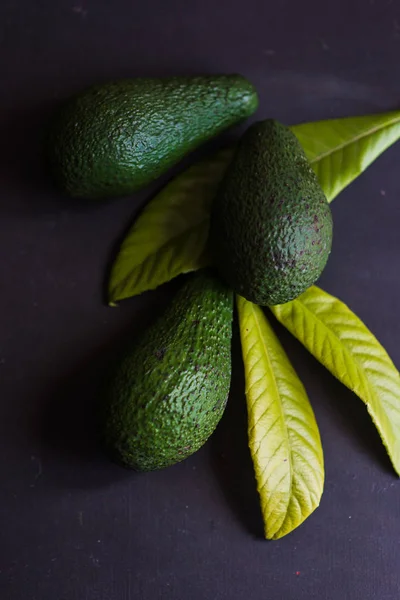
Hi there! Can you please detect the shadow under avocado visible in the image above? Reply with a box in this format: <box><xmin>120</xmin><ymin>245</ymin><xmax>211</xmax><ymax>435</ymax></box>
<box><xmin>0</xmin><ymin>101</ymin><xmax>58</xmax><ymax>209</ymax></box>
<box><xmin>0</xmin><ymin>100</ymin><xmax>122</xmax><ymax>217</ymax></box>
<box><xmin>40</xmin><ymin>288</ymin><xmax>178</xmax><ymax>491</ymax></box>
<box><xmin>210</xmin><ymin>318</ymin><xmax>265</xmax><ymax>540</ymax></box>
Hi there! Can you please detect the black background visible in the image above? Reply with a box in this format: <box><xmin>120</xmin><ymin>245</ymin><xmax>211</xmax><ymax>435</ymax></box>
<box><xmin>2</xmin><ymin>1</ymin><xmax>400</xmax><ymax>598</ymax></box>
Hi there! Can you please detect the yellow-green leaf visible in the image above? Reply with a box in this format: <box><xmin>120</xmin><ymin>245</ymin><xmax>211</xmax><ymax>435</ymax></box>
<box><xmin>270</xmin><ymin>286</ymin><xmax>400</xmax><ymax>476</ymax></box>
<box><xmin>292</xmin><ymin>111</ymin><xmax>400</xmax><ymax>202</ymax></box>
<box><xmin>108</xmin><ymin>148</ymin><xmax>233</xmax><ymax>304</ymax></box>
<box><xmin>237</xmin><ymin>296</ymin><xmax>324</xmax><ymax>539</ymax></box>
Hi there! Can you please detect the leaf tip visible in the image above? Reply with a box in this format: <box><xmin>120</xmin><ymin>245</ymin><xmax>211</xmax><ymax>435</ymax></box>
<box><xmin>264</xmin><ymin>530</ymin><xmax>274</xmax><ymax>541</ymax></box>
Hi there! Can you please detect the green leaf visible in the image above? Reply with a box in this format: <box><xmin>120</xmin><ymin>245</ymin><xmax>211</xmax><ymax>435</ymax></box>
<box><xmin>108</xmin><ymin>148</ymin><xmax>233</xmax><ymax>304</ymax></box>
<box><xmin>270</xmin><ymin>286</ymin><xmax>400</xmax><ymax>476</ymax></box>
<box><xmin>292</xmin><ymin>111</ymin><xmax>400</xmax><ymax>202</ymax></box>
<box><xmin>237</xmin><ymin>296</ymin><xmax>324</xmax><ymax>539</ymax></box>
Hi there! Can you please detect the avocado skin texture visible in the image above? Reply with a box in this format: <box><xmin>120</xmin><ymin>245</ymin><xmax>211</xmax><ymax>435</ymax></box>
<box><xmin>102</xmin><ymin>271</ymin><xmax>233</xmax><ymax>471</ymax></box>
<box><xmin>47</xmin><ymin>75</ymin><xmax>258</xmax><ymax>198</ymax></box>
<box><xmin>209</xmin><ymin>119</ymin><xmax>333</xmax><ymax>306</ymax></box>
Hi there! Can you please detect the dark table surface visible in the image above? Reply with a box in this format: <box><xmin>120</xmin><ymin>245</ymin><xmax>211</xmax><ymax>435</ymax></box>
<box><xmin>2</xmin><ymin>1</ymin><xmax>400</xmax><ymax>598</ymax></box>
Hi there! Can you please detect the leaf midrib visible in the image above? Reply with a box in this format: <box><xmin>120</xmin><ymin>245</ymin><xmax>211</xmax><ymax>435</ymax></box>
<box><xmin>308</xmin><ymin>114</ymin><xmax>400</xmax><ymax>164</ymax></box>
<box><xmin>250</xmin><ymin>303</ymin><xmax>293</xmax><ymax>531</ymax></box>
<box><xmin>290</xmin><ymin>296</ymin><xmax>400</xmax><ymax>473</ymax></box>
<box><xmin>289</xmin><ymin>298</ymin><xmax>389</xmax><ymax>423</ymax></box>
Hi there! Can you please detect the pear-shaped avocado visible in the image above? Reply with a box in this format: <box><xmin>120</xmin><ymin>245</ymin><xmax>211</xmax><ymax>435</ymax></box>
<box><xmin>101</xmin><ymin>270</ymin><xmax>233</xmax><ymax>471</ymax></box>
<box><xmin>47</xmin><ymin>75</ymin><xmax>258</xmax><ymax>198</ymax></box>
<box><xmin>209</xmin><ymin>119</ymin><xmax>333</xmax><ymax>306</ymax></box>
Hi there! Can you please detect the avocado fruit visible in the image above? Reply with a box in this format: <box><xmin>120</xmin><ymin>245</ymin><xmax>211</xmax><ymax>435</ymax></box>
<box><xmin>101</xmin><ymin>270</ymin><xmax>233</xmax><ymax>471</ymax></box>
<box><xmin>209</xmin><ymin>119</ymin><xmax>333</xmax><ymax>306</ymax></box>
<box><xmin>47</xmin><ymin>75</ymin><xmax>258</xmax><ymax>199</ymax></box>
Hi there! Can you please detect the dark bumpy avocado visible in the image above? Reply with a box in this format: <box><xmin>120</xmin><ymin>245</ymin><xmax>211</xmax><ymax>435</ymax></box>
<box><xmin>209</xmin><ymin>119</ymin><xmax>333</xmax><ymax>306</ymax></box>
<box><xmin>47</xmin><ymin>75</ymin><xmax>258</xmax><ymax>198</ymax></box>
<box><xmin>102</xmin><ymin>270</ymin><xmax>233</xmax><ymax>471</ymax></box>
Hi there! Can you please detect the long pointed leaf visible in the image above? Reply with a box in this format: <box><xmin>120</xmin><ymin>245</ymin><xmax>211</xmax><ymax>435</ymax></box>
<box><xmin>237</xmin><ymin>296</ymin><xmax>324</xmax><ymax>539</ymax></box>
<box><xmin>292</xmin><ymin>111</ymin><xmax>400</xmax><ymax>201</ymax></box>
<box><xmin>270</xmin><ymin>286</ymin><xmax>400</xmax><ymax>476</ymax></box>
<box><xmin>108</xmin><ymin>148</ymin><xmax>233</xmax><ymax>304</ymax></box>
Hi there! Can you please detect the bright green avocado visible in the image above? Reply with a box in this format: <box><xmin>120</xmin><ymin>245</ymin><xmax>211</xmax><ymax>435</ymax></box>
<box><xmin>209</xmin><ymin>119</ymin><xmax>333</xmax><ymax>306</ymax></box>
<box><xmin>101</xmin><ymin>270</ymin><xmax>233</xmax><ymax>471</ymax></box>
<box><xmin>47</xmin><ymin>75</ymin><xmax>258</xmax><ymax>198</ymax></box>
